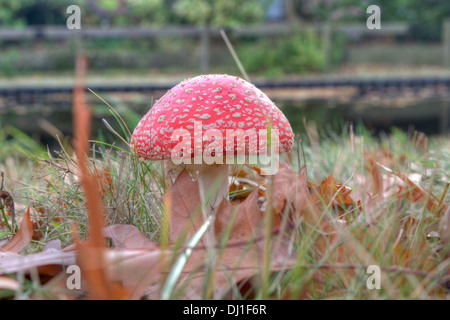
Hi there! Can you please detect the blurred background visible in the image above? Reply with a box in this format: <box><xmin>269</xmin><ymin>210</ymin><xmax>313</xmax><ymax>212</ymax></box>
<box><xmin>1</xmin><ymin>0</ymin><xmax>450</xmax><ymax>150</ymax></box>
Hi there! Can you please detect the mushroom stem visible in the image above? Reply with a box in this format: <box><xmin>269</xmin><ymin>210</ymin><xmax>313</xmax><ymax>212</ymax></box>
<box><xmin>197</xmin><ymin>164</ymin><xmax>229</xmax><ymax>216</ymax></box>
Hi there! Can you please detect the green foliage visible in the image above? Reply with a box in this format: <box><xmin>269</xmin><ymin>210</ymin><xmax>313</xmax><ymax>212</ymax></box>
<box><xmin>172</xmin><ymin>0</ymin><xmax>265</xmax><ymax>27</ymax></box>
<box><xmin>0</xmin><ymin>0</ymin><xmax>265</xmax><ymax>27</ymax></box>
<box><xmin>81</xmin><ymin>0</ymin><xmax>172</xmax><ymax>27</ymax></box>
<box><xmin>0</xmin><ymin>122</ymin><xmax>48</xmax><ymax>163</ymax></box>
<box><xmin>0</xmin><ymin>1</ymin><xmax>26</xmax><ymax>27</ymax></box>
<box><xmin>1</xmin><ymin>0</ymin><xmax>450</xmax><ymax>42</ymax></box>
<box><xmin>295</xmin><ymin>0</ymin><xmax>365</xmax><ymax>23</ymax></box>
<box><xmin>0</xmin><ymin>48</ymin><xmax>21</xmax><ymax>76</ymax></box>
<box><xmin>0</xmin><ymin>0</ymin><xmax>75</xmax><ymax>26</ymax></box>
<box><xmin>237</xmin><ymin>29</ymin><xmax>326</xmax><ymax>77</ymax></box>
<box><xmin>296</xmin><ymin>0</ymin><xmax>450</xmax><ymax>41</ymax></box>
<box><xmin>372</xmin><ymin>0</ymin><xmax>450</xmax><ymax>41</ymax></box>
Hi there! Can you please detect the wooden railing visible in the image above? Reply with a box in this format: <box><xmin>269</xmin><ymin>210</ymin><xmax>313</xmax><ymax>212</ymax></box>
<box><xmin>0</xmin><ymin>22</ymin><xmax>412</xmax><ymax>73</ymax></box>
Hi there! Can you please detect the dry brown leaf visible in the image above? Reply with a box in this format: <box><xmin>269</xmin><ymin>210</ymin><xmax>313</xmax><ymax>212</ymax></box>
<box><xmin>76</xmin><ymin>236</ymin><xmax>131</xmax><ymax>300</ymax></box>
<box><xmin>103</xmin><ymin>224</ymin><xmax>157</xmax><ymax>249</ymax></box>
<box><xmin>0</xmin><ymin>207</ymin><xmax>33</xmax><ymax>254</ymax></box>
<box><xmin>0</xmin><ymin>243</ymin><xmax>167</xmax><ymax>300</ymax></box>
<box><xmin>104</xmin><ymin>248</ymin><xmax>168</xmax><ymax>300</ymax></box>
<box><xmin>161</xmin><ymin>169</ymin><xmax>205</xmax><ymax>243</ymax></box>
<box><xmin>271</xmin><ymin>163</ymin><xmax>311</xmax><ymax>219</ymax></box>
<box><xmin>177</xmin><ymin>189</ymin><xmax>297</xmax><ymax>299</ymax></box>
<box><xmin>363</xmin><ymin>155</ymin><xmax>447</xmax><ymax>216</ymax></box>
<box><xmin>365</xmin><ymin>156</ymin><xmax>384</xmax><ymax>199</ymax></box>
<box><xmin>271</xmin><ymin>163</ymin><xmax>337</xmax><ymax>236</ymax></box>
<box><xmin>218</xmin><ymin>189</ymin><xmax>295</xmax><ymax>283</ymax></box>
<box><xmin>309</xmin><ymin>175</ymin><xmax>362</xmax><ymax>220</ymax></box>
<box><xmin>155</xmin><ymin>165</ymin><xmax>301</xmax><ymax>298</ymax></box>
<box><xmin>396</xmin><ymin>172</ymin><xmax>447</xmax><ymax>216</ymax></box>
<box><xmin>214</xmin><ymin>189</ymin><xmax>263</xmax><ymax>242</ymax></box>
<box><xmin>262</xmin><ymin>163</ymin><xmax>341</xmax><ymax>261</ymax></box>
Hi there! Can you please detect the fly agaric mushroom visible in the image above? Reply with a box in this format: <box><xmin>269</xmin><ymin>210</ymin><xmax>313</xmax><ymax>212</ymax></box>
<box><xmin>131</xmin><ymin>74</ymin><xmax>294</xmax><ymax>215</ymax></box>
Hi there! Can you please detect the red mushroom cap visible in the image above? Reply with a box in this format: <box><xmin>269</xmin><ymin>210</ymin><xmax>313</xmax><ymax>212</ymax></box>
<box><xmin>131</xmin><ymin>74</ymin><xmax>294</xmax><ymax>161</ymax></box>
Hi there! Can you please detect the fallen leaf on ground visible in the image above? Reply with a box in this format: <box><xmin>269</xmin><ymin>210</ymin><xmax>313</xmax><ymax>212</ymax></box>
<box><xmin>181</xmin><ymin>188</ymin><xmax>297</xmax><ymax>298</ymax></box>
<box><xmin>103</xmin><ymin>224</ymin><xmax>157</xmax><ymax>249</ymax></box>
<box><xmin>396</xmin><ymin>172</ymin><xmax>447</xmax><ymax>216</ymax></box>
<box><xmin>0</xmin><ymin>207</ymin><xmax>33</xmax><ymax>254</ymax></box>
<box><xmin>271</xmin><ymin>163</ymin><xmax>310</xmax><ymax>218</ymax></box>
<box><xmin>309</xmin><ymin>175</ymin><xmax>361</xmax><ymax>220</ymax></box>
<box><xmin>161</xmin><ymin>169</ymin><xmax>205</xmax><ymax>243</ymax></box>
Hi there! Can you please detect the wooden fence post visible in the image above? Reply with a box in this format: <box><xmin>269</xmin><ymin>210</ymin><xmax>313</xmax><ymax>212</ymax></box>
<box><xmin>322</xmin><ymin>22</ymin><xmax>331</xmax><ymax>72</ymax></box>
<box><xmin>200</xmin><ymin>26</ymin><xmax>210</xmax><ymax>74</ymax></box>
<box><xmin>440</xmin><ymin>103</ymin><xmax>449</xmax><ymax>135</ymax></box>
<box><xmin>443</xmin><ymin>19</ymin><xmax>450</xmax><ymax>68</ymax></box>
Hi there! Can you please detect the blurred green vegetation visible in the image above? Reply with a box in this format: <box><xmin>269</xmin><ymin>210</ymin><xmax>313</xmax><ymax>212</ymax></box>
<box><xmin>237</xmin><ymin>29</ymin><xmax>346</xmax><ymax>76</ymax></box>
<box><xmin>172</xmin><ymin>0</ymin><xmax>265</xmax><ymax>27</ymax></box>
<box><xmin>1</xmin><ymin>0</ymin><xmax>449</xmax><ymax>36</ymax></box>
<box><xmin>0</xmin><ymin>0</ymin><xmax>449</xmax><ymax>77</ymax></box>
<box><xmin>370</xmin><ymin>0</ymin><xmax>450</xmax><ymax>41</ymax></box>
<box><xmin>238</xmin><ymin>30</ymin><xmax>325</xmax><ymax>77</ymax></box>
<box><xmin>1</xmin><ymin>0</ymin><xmax>450</xmax><ymax>41</ymax></box>
<box><xmin>0</xmin><ymin>0</ymin><xmax>266</xmax><ymax>28</ymax></box>
<box><xmin>292</xmin><ymin>0</ymin><xmax>450</xmax><ymax>41</ymax></box>
<box><xmin>0</xmin><ymin>121</ymin><xmax>48</xmax><ymax>163</ymax></box>
<box><xmin>0</xmin><ymin>29</ymin><xmax>345</xmax><ymax>77</ymax></box>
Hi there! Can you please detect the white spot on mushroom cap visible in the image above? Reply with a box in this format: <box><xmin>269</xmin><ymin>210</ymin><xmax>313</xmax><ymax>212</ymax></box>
<box><xmin>194</xmin><ymin>114</ymin><xmax>211</xmax><ymax>120</ymax></box>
